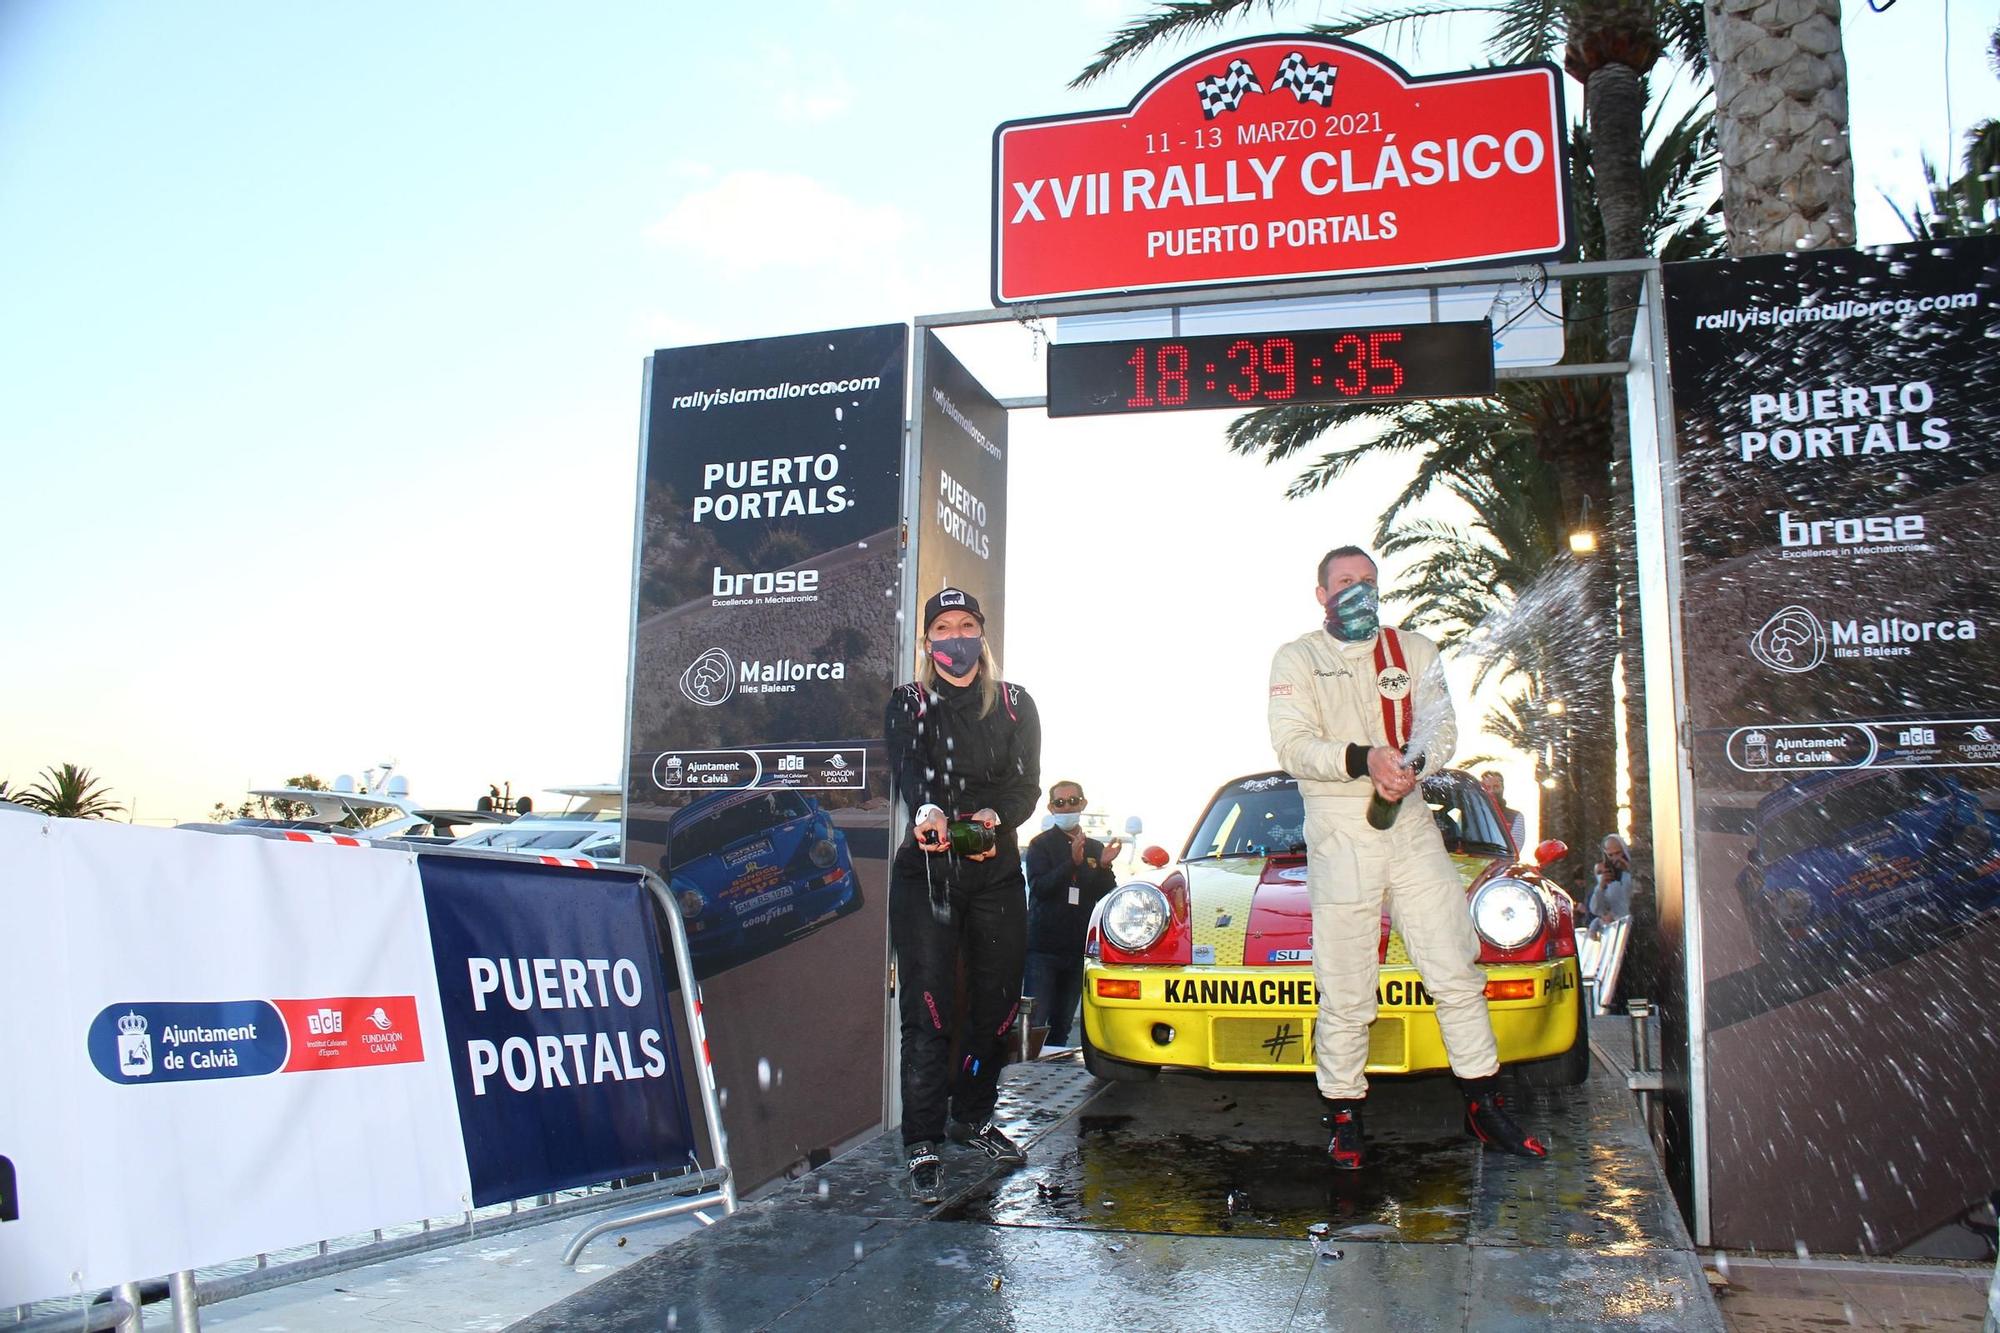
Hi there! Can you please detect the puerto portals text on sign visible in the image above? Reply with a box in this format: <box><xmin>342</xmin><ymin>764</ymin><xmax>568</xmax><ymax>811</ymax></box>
<box><xmin>992</xmin><ymin>35</ymin><xmax>1571</xmax><ymax>304</ymax></box>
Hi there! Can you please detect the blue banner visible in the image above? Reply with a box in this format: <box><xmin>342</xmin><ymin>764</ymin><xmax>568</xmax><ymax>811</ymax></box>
<box><xmin>418</xmin><ymin>857</ymin><xmax>697</xmax><ymax>1205</ymax></box>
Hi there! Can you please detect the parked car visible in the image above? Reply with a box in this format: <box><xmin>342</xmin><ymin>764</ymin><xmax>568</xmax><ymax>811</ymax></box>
<box><xmin>661</xmin><ymin>787</ymin><xmax>862</xmax><ymax>975</ymax></box>
<box><xmin>1080</xmin><ymin>769</ymin><xmax>1587</xmax><ymax>1086</ymax></box>
<box><xmin>1735</xmin><ymin>765</ymin><xmax>2000</xmax><ymax>960</ymax></box>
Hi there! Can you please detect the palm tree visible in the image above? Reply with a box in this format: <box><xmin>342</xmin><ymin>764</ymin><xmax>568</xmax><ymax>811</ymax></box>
<box><xmin>1890</xmin><ymin>22</ymin><xmax>2000</xmax><ymax>240</ymax></box>
<box><xmin>1702</xmin><ymin>0</ymin><xmax>1855</xmax><ymax>255</ymax></box>
<box><xmin>17</xmin><ymin>764</ymin><xmax>125</xmax><ymax>820</ymax></box>
<box><xmin>1076</xmin><ymin>0</ymin><xmax>1711</xmax><ymax>901</ymax></box>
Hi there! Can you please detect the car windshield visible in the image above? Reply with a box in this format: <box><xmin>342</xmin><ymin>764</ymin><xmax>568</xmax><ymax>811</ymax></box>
<box><xmin>1423</xmin><ymin>774</ymin><xmax>1510</xmax><ymax>858</ymax></box>
<box><xmin>1186</xmin><ymin>777</ymin><xmax>1306</xmax><ymax>858</ymax></box>
<box><xmin>667</xmin><ymin>791</ymin><xmax>813</xmax><ymax>868</ymax></box>
<box><xmin>1762</xmin><ymin>771</ymin><xmax>1951</xmax><ymax>862</ymax></box>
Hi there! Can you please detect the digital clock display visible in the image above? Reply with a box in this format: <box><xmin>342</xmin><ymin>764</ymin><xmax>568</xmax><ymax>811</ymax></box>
<box><xmin>1045</xmin><ymin>320</ymin><xmax>1496</xmax><ymax>418</ymax></box>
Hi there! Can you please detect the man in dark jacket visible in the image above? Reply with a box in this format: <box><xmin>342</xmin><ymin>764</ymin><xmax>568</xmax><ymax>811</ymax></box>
<box><xmin>1023</xmin><ymin>781</ymin><xmax>1121</xmax><ymax>1046</ymax></box>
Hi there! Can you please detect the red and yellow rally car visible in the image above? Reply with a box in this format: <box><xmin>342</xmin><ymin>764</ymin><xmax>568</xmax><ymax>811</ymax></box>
<box><xmin>1080</xmin><ymin>769</ymin><xmax>1587</xmax><ymax>1085</ymax></box>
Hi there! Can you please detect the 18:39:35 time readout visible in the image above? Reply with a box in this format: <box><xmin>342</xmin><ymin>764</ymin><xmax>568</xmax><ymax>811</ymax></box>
<box><xmin>1043</xmin><ymin>320</ymin><xmax>1495</xmax><ymax>417</ymax></box>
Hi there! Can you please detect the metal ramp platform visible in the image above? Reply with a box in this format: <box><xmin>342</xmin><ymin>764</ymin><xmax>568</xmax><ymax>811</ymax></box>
<box><xmin>510</xmin><ymin>1048</ymin><xmax>1721</xmax><ymax>1332</ymax></box>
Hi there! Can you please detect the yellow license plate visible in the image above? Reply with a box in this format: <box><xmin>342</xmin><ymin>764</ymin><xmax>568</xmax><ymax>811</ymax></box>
<box><xmin>1213</xmin><ymin>1016</ymin><xmax>1312</xmax><ymax>1065</ymax></box>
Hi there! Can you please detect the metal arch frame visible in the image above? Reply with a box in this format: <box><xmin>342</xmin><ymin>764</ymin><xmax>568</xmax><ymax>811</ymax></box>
<box><xmin>896</xmin><ymin>254</ymin><xmax>1707</xmax><ymax>1234</ymax></box>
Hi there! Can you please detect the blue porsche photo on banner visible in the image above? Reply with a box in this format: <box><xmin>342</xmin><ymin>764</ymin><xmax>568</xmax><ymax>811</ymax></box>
<box><xmin>662</xmin><ymin>787</ymin><xmax>862</xmax><ymax>975</ymax></box>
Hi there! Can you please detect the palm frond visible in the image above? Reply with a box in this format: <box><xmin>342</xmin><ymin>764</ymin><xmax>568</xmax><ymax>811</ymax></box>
<box><xmin>1072</xmin><ymin>0</ymin><xmax>1279</xmax><ymax>87</ymax></box>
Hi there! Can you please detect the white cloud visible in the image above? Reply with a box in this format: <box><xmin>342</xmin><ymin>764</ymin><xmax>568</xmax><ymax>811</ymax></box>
<box><xmin>644</xmin><ymin>170</ymin><xmax>911</xmax><ymax>274</ymax></box>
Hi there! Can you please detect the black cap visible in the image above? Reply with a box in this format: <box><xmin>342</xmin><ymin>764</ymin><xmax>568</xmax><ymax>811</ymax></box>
<box><xmin>923</xmin><ymin>587</ymin><xmax>984</xmax><ymax>630</ymax></box>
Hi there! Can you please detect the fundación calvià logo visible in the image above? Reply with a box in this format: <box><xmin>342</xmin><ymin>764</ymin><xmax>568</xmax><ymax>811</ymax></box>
<box><xmin>680</xmin><ymin>647</ymin><xmax>736</xmax><ymax>707</ymax></box>
<box><xmin>1750</xmin><ymin>605</ymin><xmax>1828</xmax><ymax>674</ymax></box>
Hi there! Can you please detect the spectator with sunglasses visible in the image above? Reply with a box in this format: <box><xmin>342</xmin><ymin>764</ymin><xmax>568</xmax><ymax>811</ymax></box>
<box><xmin>1024</xmin><ymin>781</ymin><xmax>1122</xmax><ymax>1047</ymax></box>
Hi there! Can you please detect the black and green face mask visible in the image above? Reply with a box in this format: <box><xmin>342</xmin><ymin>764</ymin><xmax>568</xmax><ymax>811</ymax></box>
<box><xmin>1326</xmin><ymin>582</ymin><xmax>1380</xmax><ymax>641</ymax></box>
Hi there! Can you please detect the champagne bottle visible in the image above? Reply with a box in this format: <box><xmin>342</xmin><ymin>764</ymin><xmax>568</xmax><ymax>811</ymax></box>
<box><xmin>947</xmin><ymin>819</ymin><xmax>997</xmax><ymax>855</ymax></box>
<box><xmin>1366</xmin><ymin>790</ymin><xmax>1401</xmax><ymax>830</ymax></box>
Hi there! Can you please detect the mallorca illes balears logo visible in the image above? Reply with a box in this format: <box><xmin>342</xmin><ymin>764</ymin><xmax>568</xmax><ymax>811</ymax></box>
<box><xmin>680</xmin><ymin>647</ymin><xmax>736</xmax><ymax>707</ymax></box>
<box><xmin>1750</xmin><ymin>605</ymin><xmax>1828</xmax><ymax>674</ymax></box>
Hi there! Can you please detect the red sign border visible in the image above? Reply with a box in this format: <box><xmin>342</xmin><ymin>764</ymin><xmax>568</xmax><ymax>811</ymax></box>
<box><xmin>991</xmin><ymin>33</ymin><xmax>1575</xmax><ymax>306</ymax></box>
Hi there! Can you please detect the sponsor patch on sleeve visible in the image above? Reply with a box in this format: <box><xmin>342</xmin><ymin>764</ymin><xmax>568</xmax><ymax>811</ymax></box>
<box><xmin>1269</xmin><ymin>682</ymin><xmax>1293</xmax><ymax>697</ymax></box>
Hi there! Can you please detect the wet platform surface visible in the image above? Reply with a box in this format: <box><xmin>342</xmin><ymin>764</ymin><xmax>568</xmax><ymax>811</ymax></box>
<box><xmin>510</xmin><ymin>1049</ymin><xmax>1722</xmax><ymax>1331</ymax></box>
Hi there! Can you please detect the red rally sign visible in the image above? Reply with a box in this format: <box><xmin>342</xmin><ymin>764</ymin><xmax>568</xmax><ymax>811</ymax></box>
<box><xmin>992</xmin><ymin>35</ymin><xmax>1572</xmax><ymax>304</ymax></box>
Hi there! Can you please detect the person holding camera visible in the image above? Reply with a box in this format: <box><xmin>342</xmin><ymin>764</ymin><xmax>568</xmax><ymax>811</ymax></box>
<box><xmin>884</xmin><ymin>587</ymin><xmax>1042</xmax><ymax>1203</ymax></box>
<box><xmin>1589</xmin><ymin>834</ymin><xmax>1633</xmax><ymax>929</ymax></box>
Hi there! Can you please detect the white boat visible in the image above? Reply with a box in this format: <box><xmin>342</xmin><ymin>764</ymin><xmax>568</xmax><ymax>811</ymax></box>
<box><xmin>181</xmin><ymin>767</ymin><xmax>504</xmax><ymax>844</ymax></box>
<box><xmin>450</xmin><ymin>784</ymin><xmax>623</xmax><ymax>861</ymax></box>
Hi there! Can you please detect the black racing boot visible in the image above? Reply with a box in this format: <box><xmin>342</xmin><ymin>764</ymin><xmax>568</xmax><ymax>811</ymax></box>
<box><xmin>947</xmin><ymin>1118</ymin><xmax>1027</xmax><ymax>1165</ymax></box>
<box><xmin>1323</xmin><ymin>1097</ymin><xmax>1366</xmax><ymax>1170</ymax></box>
<box><xmin>1459</xmin><ymin>1075</ymin><xmax>1547</xmax><ymax>1159</ymax></box>
<box><xmin>906</xmin><ymin>1141</ymin><xmax>944</xmax><ymax>1203</ymax></box>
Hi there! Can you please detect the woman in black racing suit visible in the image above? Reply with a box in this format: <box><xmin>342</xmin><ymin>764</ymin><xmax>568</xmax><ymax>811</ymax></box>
<box><xmin>884</xmin><ymin>586</ymin><xmax>1041</xmax><ymax>1203</ymax></box>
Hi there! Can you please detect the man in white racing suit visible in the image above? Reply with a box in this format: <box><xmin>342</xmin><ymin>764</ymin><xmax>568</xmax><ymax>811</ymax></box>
<box><xmin>1267</xmin><ymin>545</ymin><xmax>1546</xmax><ymax>1169</ymax></box>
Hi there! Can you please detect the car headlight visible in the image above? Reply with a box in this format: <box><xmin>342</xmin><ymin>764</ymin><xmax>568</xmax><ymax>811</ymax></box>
<box><xmin>1470</xmin><ymin>877</ymin><xmax>1545</xmax><ymax>951</ymax></box>
<box><xmin>1100</xmin><ymin>883</ymin><xmax>1170</xmax><ymax>953</ymax></box>
<box><xmin>1954</xmin><ymin>818</ymin><xmax>1992</xmax><ymax>860</ymax></box>
<box><xmin>809</xmin><ymin>837</ymin><xmax>838</xmax><ymax>869</ymax></box>
<box><xmin>671</xmin><ymin>877</ymin><xmax>704</xmax><ymax>920</ymax></box>
<box><xmin>1771</xmin><ymin>887</ymin><xmax>1814</xmax><ymax>926</ymax></box>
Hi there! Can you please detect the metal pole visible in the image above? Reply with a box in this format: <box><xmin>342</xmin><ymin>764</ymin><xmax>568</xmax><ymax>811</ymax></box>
<box><xmin>915</xmin><ymin>256</ymin><xmax>1662</xmax><ymax>329</ymax></box>
<box><xmin>110</xmin><ymin>1283</ymin><xmax>142</xmax><ymax>1333</ymax></box>
<box><xmin>169</xmin><ymin>1271</ymin><xmax>200</xmax><ymax>1333</ymax></box>
<box><xmin>643</xmin><ymin>869</ymin><xmax>737</xmax><ymax>1216</ymax></box>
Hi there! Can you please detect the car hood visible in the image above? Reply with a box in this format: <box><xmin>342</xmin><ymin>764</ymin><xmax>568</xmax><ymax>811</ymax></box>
<box><xmin>1184</xmin><ymin>851</ymin><xmax>1498</xmax><ymax>967</ymax></box>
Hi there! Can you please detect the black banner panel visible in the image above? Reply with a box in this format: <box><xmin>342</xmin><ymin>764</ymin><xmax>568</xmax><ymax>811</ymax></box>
<box><xmin>627</xmin><ymin>324</ymin><xmax>907</xmax><ymax>1192</ymax></box>
<box><xmin>915</xmin><ymin>332</ymin><xmax>1009</xmax><ymax>659</ymax></box>
<box><xmin>1663</xmin><ymin>237</ymin><xmax>2000</xmax><ymax>1253</ymax></box>
<box><xmin>1046</xmin><ymin>320</ymin><xmax>1495</xmax><ymax>417</ymax></box>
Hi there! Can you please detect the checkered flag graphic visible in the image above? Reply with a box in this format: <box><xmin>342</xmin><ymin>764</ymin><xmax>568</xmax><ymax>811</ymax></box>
<box><xmin>1273</xmin><ymin>51</ymin><xmax>1337</xmax><ymax>106</ymax></box>
<box><xmin>1195</xmin><ymin>58</ymin><xmax>1264</xmax><ymax>118</ymax></box>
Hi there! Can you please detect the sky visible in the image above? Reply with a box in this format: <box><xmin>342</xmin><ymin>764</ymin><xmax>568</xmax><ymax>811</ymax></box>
<box><xmin>1</xmin><ymin>0</ymin><xmax>1994</xmax><ymax>844</ymax></box>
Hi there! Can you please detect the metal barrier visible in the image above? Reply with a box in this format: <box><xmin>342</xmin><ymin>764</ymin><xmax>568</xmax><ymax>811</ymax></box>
<box><xmin>1577</xmin><ymin>917</ymin><xmax>1632</xmax><ymax>1016</ymax></box>
<box><xmin>10</xmin><ymin>837</ymin><xmax>735</xmax><ymax>1330</ymax></box>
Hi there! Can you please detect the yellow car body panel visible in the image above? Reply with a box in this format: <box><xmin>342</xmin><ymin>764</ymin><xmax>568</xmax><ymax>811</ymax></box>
<box><xmin>1081</xmin><ymin>955</ymin><xmax>1582</xmax><ymax>1075</ymax></box>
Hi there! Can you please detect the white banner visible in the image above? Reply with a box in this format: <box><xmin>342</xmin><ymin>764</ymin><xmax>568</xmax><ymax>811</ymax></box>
<box><xmin>0</xmin><ymin>812</ymin><xmax>470</xmax><ymax>1306</ymax></box>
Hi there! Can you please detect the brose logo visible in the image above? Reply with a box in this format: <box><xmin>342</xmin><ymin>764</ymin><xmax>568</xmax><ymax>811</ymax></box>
<box><xmin>712</xmin><ymin>565</ymin><xmax>820</xmax><ymax>598</ymax></box>
<box><xmin>1778</xmin><ymin>510</ymin><xmax>1929</xmax><ymax>555</ymax></box>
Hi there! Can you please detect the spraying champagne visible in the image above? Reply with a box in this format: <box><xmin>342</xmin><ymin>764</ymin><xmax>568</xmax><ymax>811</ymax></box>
<box><xmin>1365</xmin><ymin>660</ymin><xmax>1453</xmax><ymax>829</ymax></box>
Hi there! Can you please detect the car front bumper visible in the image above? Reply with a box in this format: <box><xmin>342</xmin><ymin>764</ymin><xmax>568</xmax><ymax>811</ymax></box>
<box><xmin>1081</xmin><ymin>957</ymin><xmax>1581</xmax><ymax>1075</ymax></box>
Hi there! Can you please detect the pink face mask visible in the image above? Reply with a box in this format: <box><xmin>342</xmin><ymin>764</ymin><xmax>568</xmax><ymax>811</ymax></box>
<box><xmin>931</xmin><ymin>634</ymin><xmax>982</xmax><ymax>676</ymax></box>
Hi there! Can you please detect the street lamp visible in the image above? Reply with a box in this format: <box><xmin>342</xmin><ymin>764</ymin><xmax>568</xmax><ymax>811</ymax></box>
<box><xmin>1568</xmin><ymin>495</ymin><xmax>1598</xmax><ymax>554</ymax></box>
